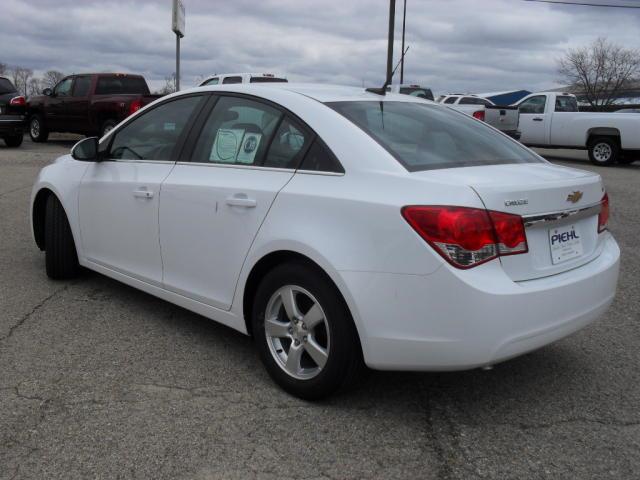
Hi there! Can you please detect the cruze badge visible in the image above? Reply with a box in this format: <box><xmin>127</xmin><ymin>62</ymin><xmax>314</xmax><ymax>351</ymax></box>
<box><xmin>504</xmin><ymin>199</ymin><xmax>528</xmax><ymax>207</ymax></box>
<box><xmin>566</xmin><ymin>191</ymin><xmax>583</xmax><ymax>203</ymax></box>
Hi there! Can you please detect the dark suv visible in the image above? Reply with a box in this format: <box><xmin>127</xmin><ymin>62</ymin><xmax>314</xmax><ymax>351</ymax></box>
<box><xmin>0</xmin><ymin>76</ymin><xmax>26</xmax><ymax>147</ymax></box>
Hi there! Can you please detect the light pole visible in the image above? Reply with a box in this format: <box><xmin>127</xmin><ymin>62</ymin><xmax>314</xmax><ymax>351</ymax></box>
<box><xmin>172</xmin><ymin>0</ymin><xmax>185</xmax><ymax>91</ymax></box>
<box><xmin>385</xmin><ymin>0</ymin><xmax>396</xmax><ymax>86</ymax></box>
<box><xmin>400</xmin><ymin>0</ymin><xmax>407</xmax><ymax>84</ymax></box>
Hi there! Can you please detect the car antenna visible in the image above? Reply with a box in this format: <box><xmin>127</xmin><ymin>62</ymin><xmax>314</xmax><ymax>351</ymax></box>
<box><xmin>366</xmin><ymin>46</ymin><xmax>410</xmax><ymax>96</ymax></box>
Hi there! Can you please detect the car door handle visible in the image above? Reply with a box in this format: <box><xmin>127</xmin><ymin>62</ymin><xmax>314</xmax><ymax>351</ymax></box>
<box><xmin>533</xmin><ymin>117</ymin><xmax>544</xmax><ymax>122</ymax></box>
<box><xmin>226</xmin><ymin>194</ymin><xmax>257</xmax><ymax>208</ymax></box>
<box><xmin>133</xmin><ymin>189</ymin><xmax>154</xmax><ymax>199</ymax></box>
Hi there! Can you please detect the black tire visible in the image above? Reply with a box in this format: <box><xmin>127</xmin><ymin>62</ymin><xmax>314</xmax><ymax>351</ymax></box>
<box><xmin>3</xmin><ymin>134</ymin><xmax>23</xmax><ymax>147</ymax></box>
<box><xmin>29</xmin><ymin>114</ymin><xmax>49</xmax><ymax>143</ymax></box>
<box><xmin>252</xmin><ymin>262</ymin><xmax>363</xmax><ymax>400</ymax></box>
<box><xmin>587</xmin><ymin>136</ymin><xmax>619</xmax><ymax>166</ymax></box>
<box><xmin>101</xmin><ymin>120</ymin><xmax>117</xmax><ymax>137</ymax></box>
<box><xmin>44</xmin><ymin>195</ymin><xmax>79</xmax><ymax>280</ymax></box>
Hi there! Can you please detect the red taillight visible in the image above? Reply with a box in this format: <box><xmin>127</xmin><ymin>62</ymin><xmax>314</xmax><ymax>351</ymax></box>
<box><xmin>10</xmin><ymin>96</ymin><xmax>26</xmax><ymax>106</ymax></box>
<box><xmin>598</xmin><ymin>192</ymin><xmax>609</xmax><ymax>233</ymax></box>
<box><xmin>401</xmin><ymin>206</ymin><xmax>528</xmax><ymax>269</ymax></box>
<box><xmin>472</xmin><ymin>110</ymin><xmax>485</xmax><ymax>121</ymax></box>
<box><xmin>129</xmin><ymin>99</ymin><xmax>143</xmax><ymax>115</ymax></box>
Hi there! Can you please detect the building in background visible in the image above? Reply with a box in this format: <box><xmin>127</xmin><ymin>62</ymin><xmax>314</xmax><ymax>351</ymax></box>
<box><xmin>475</xmin><ymin>90</ymin><xmax>531</xmax><ymax>105</ymax></box>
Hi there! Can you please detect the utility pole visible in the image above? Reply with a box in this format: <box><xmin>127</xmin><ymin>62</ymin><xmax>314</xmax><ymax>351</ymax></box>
<box><xmin>400</xmin><ymin>0</ymin><xmax>407</xmax><ymax>84</ymax></box>
<box><xmin>172</xmin><ymin>0</ymin><xmax>185</xmax><ymax>91</ymax></box>
<box><xmin>386</xmin><ymin>0</ymin><xmax>396</xmax><ymax>86</ymax></box>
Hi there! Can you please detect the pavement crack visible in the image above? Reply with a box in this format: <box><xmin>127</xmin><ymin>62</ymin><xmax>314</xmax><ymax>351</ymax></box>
<box><xmin>0</xmin><ymin>283</ymin><xmax>72</xmax><ymax>344</ymax></box>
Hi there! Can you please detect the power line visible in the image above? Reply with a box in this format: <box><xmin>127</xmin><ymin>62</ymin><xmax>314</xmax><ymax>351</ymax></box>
<box><xmin>523</xmin><ymin>0</ymin><xmax>640</xmax><ymax>8</ymax></box>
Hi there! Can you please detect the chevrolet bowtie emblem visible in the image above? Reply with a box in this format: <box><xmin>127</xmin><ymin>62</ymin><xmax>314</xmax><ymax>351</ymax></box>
<box><xmin>567</xmin><ymin>191</ymin><xmax>583</xmax><ymax>203</ymax></box>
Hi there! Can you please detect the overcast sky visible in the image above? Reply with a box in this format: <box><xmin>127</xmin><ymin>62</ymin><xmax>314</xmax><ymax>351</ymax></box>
<box><xmin>1</xmin><ymin>0</ymin><xmax>640</xmax><ymax>95</ymax></box>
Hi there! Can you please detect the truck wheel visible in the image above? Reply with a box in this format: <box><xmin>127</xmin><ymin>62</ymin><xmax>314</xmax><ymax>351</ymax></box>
<box><xmin>44</xmin><ymin>195</ymin><xmax>80</xmax><ymax>280</ymax></box>
<box><xmin>29</xmin><ymin>115</ymin><xmax>49</xmax><ymax>143</ymax></box>
<box><xmin>3</xmin><ymin>134</ymin><xmax>24</xmax><ymax>147</ymax></box>
<box><xmin>101</xmin><ymin>120</ymin><xmax>117</xmax><ymax>137</ymax></box>
<box><xmin>588</xmin><ymin>136</ymin><xmax>618</xmax><ymax>166</ymax></box>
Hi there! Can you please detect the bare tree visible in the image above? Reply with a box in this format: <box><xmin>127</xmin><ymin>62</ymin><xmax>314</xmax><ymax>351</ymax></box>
<box><xmin>157</xmin><ymin>73</ymin><xmax>177</xmax><ymax>95</ymax></box>
<box><xmin>41</xmin><ymin>70</ymin><xmax>65</xmax><ymax>90</ymax></box>
<box><xmin>559</xmin><ymin>38</ymin><xmax>640</xmax><ymax>110</ymax></box>
<box><xmin>10</xmin><ymin>66</ymin><xmax>34</xmax><ymax>97</ymax></box>
<box><xmin>28</xmin><ymin>77</ymin><xmax>43</xmax><ymax>97</ymax></box>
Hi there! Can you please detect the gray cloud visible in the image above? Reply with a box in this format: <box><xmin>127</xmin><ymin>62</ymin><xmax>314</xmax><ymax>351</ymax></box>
<box><xmin>1</xmin><ymin>0</ymin><xmax>640</xmax><ymax>95</ymax></box>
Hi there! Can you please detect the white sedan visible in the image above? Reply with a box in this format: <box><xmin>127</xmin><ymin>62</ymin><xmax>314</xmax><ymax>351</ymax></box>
<box><xmin>30</xmin><ymin>84</ymin><xmax>620</xmax><ymax>399</ymax></box>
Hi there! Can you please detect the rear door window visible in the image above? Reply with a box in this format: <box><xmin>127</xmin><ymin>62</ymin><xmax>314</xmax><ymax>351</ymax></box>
<box><xmin>263</xmin><ymin>117</ymin><xmax>311</xmax><ymax>169</ymax></box>
<box><xmin>328</xmin><ymin>101</ymin><xmax>541</xmax><ymax>172</ymax></box>
<box><xmin>298</xmin><ymin>138</ymin><xmax>344</xmax><ymax>173</ymax></box>
<box><xmin>190</xmin><ymin>95</ymin><xmax>282</xmax><ymax>165</ymax></box>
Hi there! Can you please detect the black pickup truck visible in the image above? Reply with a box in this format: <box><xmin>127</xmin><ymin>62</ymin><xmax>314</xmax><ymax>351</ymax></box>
<box><xmin>27</xmin><ymin>73</ymin><xmax>162</xmax><ymax>142</ymax></box>
<box><xmin>0</xmin><ymin>76</ymin><xmax>26</xmax><ymax>147</ymax></box>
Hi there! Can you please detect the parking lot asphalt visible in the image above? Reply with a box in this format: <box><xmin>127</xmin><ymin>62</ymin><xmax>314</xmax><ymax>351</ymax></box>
<box><xmin>1</xmin><ymin>137</ymin><xmax>639</xmax><ymax>480</ymax></box>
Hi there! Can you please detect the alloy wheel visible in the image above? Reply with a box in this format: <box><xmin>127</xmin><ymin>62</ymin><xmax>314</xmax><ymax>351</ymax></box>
<box><xmin>264</xmin><ymin>285</ymin><xmax>330</xmax><ymax>380</ymax></box>
<box><xmin>593</xmin><ymin>142</ymin><xmax>612</xmax><ymax>163</ymax></box>
<box><xmin>30</xmin><ymin>119</ymin><xmax>40</xmax><ymax>138</ymax></box>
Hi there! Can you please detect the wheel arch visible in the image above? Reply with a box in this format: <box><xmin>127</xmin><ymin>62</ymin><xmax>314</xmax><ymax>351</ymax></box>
<box><xmin>586</xmin><ymin>128</ymin><xmax>620</xmax><ymax>145</ymax></box>
<box><xmin>240</xmin><ymin>250</ymin><xmax>364</xmax><ymax>354</ymax></box>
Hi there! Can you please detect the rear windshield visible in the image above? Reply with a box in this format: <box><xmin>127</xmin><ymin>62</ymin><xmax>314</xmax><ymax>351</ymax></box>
<box><xmin>0</xmin><ymin>78</ymin><xmax>17</xmax><ymax>94</ymax></box>
<box><xmin>250</xmin><ymin>77</ymin><xmax>288</xmax><ymax>83</ymax></box>
<box><xmin>399</xmin><ymin>87</ymin><xmax>434</xmax><ymax>101</ymax></box>
<box><xmin>327</xmin><ymin>101</ymin><xmax>542</xmax><ymax>172</ymax></box>
<box><xmin>95</xmin><ymin>76</ymin><xmax>149</xmax><ymax>95</ymax></box>
<box><xmin>554</xmin><ymin>96</ymin><xmax>579</xmax><ymax>113</ymax></box>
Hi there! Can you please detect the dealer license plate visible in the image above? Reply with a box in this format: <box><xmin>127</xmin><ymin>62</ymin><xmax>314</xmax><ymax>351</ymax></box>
<box><xmin>549</xmin><ymin>224</ymin><xmax>583</xmax><ymax>265</ymax></box>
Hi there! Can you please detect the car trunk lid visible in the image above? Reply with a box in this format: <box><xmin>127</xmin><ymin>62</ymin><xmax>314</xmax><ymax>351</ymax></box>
<box><xmin>418</xmin><ymin>163</ymin><xmax>605</xmax><ymax>281</ymax></box>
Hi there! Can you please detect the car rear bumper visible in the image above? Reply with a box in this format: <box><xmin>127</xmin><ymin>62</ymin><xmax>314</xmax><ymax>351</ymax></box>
<box><xmin>340</xmin><ymin>233</ymin><xmax>620</xmax><ymax>370</ymax></box>
<box><xmin>0</xmin><ymin>115</ymin><xmax>26</xmax><ymax>136</ymax></box>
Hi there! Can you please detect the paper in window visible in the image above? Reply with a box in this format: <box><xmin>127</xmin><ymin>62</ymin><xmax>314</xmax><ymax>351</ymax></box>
<box><xmin>210</xmin><ymin>129</ymin><xmax>245</xmax><ymax>163</ymax></box>
<box><xmin>236</xmin><ymin>133</ymin><xmax>262</xmax><ymax>164</ymax></box>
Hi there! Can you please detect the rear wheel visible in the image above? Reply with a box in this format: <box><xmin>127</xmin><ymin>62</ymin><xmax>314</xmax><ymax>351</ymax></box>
<box><xmin>101</xmin><ymin>120</ymin><xmax>117</xmax><ymax>137</ymax></box>
<box><xmin>44</xmin><ymin>195</ymin><xmax>79</xmax><ymax>279</ymax></box>
<box><xmin>252</xmin><ymin>262</ymin><xmax>363</xmax><ymax>400</ymax></box>
<box><xmin>588</xmin><ymin>136</ymin><xmax>618</xmax><ymax>166</ymax></box>
<box><xmin>3</xmin><ymin>134</ymin><xmax>23</xmax><ymax>147</ymax></box>
<box><xmin>29</xmin><ymin>114</ymin><xmax>49</xmax><ymax>143</ymax></box>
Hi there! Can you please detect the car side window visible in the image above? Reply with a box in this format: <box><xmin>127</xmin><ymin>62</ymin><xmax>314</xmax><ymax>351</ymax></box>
<box><xmin>54</xmin><ymin>78</ymin><xmax>73</xmax><ymax>97</ymax></box>
<box><xmin>519</xmin><ymin>96</ymin><xmax>547</xmax><ymax>114</ymax></box>
<box><xmin>443</xmin><ymin>96</ymin><xmax>457</xmax><ymax>104</ymax></box>
<box><xmin>223</xmin><ymin>76</ymin><xmax>242</xmax><ymax>84</ymax></box>
<box><xmin>191</xmin><ymin>96</ymin><xmax>282</xmax><ymax>165</ymax></box>
<box><xmin>555</xmin><ymin>96</ymin><xmax>578</xmax><ymax>113</ymax></box>
<box><xmin>72</xmin><ymin>77</ymin><xmax>91</xmax><ymax>97</ymax></box>
<box><xmin>204</xmin><ymin>78</ymin><xmax>219</xmax><ymax>86</ymax></box>
<box><xmin>298</xmin><ymin>138</ymin><xmax>344</xmax><ymax>173</ymax></box>
<box><xmin>263</xmin><ymin>117</ymin><xmax>311</xmax><ymax>169</ymax></box>
<box><xmin>108</xmin><ymin>96</ymin><xmax>202</xmax><ymax>161</ymax></box>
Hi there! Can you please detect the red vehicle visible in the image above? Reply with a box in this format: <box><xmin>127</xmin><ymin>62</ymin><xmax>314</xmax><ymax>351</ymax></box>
<box><xmin>27</xmin><ymin>73</ymin><xmax>162</xmax><ymax>142</ymax></box>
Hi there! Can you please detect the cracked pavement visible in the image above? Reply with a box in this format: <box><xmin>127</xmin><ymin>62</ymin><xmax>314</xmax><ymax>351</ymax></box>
<box><xmin>1</xmin><ymin>138</ymin><xmax>639</xmax><ymax>479</ymax></box>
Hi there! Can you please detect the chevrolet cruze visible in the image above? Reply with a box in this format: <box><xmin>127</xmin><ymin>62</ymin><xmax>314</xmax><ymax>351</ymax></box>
<box><xmin>30</xmin><ymin>84</ymin><xmax>620</xmax><ymax>399</ymax></box>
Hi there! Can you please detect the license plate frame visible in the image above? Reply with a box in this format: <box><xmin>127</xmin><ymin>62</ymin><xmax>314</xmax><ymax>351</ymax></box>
<box><xmin>549</xmin><ymin>224</ymin><xmax>583</xmax><ymax>265</ymax></box>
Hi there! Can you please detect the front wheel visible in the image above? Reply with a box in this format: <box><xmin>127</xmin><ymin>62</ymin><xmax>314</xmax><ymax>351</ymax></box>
<box><xmin>29</xmin><ymin>115</ymin><xmax>49</xmax><ymax>143</ymax></box>
<box><xmin>44</xmin><ymin>195</ymin><xmax>79</xmax><ymax>280</ymax></box>
<box><xmin>3</xmin><ymin>134</ymin><xmax>23</xmax><ymax>147</ymax></box>
<box><xmin>588</xmin><ymin>136</ymin><xmax>619</xmax><ymax>166</ymax></box>
<box><xmin>252</xmin><ymin>262</ymin><xmax>363</xmax><ymax>400</ymax></box>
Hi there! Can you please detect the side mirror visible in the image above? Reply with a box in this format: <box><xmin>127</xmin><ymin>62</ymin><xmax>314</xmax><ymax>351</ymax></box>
<box><xmin>42</xmin><ymin>88</ymin><xmax>53</xmax><ymax>96</ymax></box>
<box><xmin>71</xmin><ymin>137</ymin><xmax>101</xmax><ymax>162</ymax></box>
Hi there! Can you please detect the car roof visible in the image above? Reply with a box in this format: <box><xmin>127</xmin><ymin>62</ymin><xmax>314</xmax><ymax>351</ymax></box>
<box><xmin>186</xmin><ymin>82</ymin><xmax>437</xmax><ymax>104</ymax></box>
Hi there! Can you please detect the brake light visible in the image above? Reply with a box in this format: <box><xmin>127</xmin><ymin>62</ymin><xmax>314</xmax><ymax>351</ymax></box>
<box><xmin>472</xmin><ymin>110</ymin><xmax>485</xmax><ymax>121</ymax></box>
<box><xmin>10</xmin><ymin>96</ymin><xmax>26</xmax><ymax>106</ymax></box>
<box><xmin>129</xmin><ymin>99</ymin><xmax>143</xmax><ymax>115</ymax></box>
<box><xmin>401</xmin><ymin>206</ymin><xmax>528</xmax><ymax>269</ymax></box>
<box><xmin>598</xmin><ymin>192</ymin><xmax>609</xmax><ymax>233</ymax></box>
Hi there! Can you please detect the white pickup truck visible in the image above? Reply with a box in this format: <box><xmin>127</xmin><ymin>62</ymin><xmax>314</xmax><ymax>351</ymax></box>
<box><xmin>514</xmin><ymin>92</ymin><xmax>640</xmax><ymax>165</ymax></box>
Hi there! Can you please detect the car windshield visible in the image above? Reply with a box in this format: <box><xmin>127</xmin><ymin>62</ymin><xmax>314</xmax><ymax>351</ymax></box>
<box><xmin>399</xmin><ymin>87</ymin><xmax>434</xmax><ymax>101</ymax></box>
<box><xmin>0</xmin><ymin>78</ymin><xmax>17</xmax><ymax>94</ymax></box>
<box><xmin>95</xmin><ymin>76</ymin><xmax>149</xmax><ymax>95</ymax></box>
<box><xmin>327</xmin><ymin>101</ymin><xmax>542</xmax><ymax>172</ymax></box>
